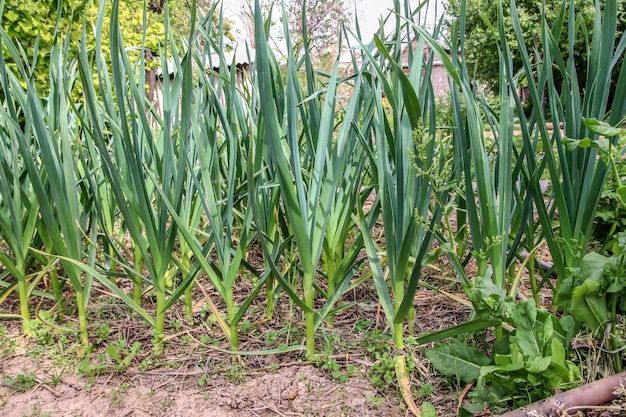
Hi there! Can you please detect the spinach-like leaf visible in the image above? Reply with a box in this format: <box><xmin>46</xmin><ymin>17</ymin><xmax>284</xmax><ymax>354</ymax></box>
<box><xmin>426</xmin><ymin>338</ymin><xmax>491</xmax><ymax>383</ymax></box>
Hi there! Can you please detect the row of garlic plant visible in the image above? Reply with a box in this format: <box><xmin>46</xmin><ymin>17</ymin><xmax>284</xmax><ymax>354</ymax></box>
<box><xmin>0</xmin><ymin>0</ymin><xmax>429</xmax><ymax>356</ymax></box>
<box><xmin>415</xmin><ymin>0</ymin><xmax>626</xmax><ymax>377</ymax></box>
<box><xmin>1</xmin><ymin>0</ymin><xmax>624</xmax><ymax>371</ymax></box>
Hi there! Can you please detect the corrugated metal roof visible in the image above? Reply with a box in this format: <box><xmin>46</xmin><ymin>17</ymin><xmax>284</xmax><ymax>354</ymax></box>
<box><xmin>209</xmin><ymin>45</ymin><xmax>255</xmax><ymax>69</ymax></box>
<box><xmin>156</xmin><ymin>44</ymin><xmax>255</xmax><ymax>77</ymax></box>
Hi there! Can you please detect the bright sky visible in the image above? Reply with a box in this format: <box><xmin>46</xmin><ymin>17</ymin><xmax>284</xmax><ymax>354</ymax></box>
<box><xmin>354</xmin><ymin>0</ymin><xmax>446</xmax><ymax>40</ymax></box>
<box><xmin>223</xmin><ymin>0</ymin><xmax>447</xmax><ymax>45</ymax></box>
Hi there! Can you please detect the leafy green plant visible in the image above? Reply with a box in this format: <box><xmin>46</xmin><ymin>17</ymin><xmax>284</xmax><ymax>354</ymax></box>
<box><xmin>3</xmin><ymin>373</ymin><xmax>37</xmax><ymax>392</ymax></box>
<box><xmin>94</xmin><ymin>322</ymin><xmax>111</xmax><ymax>346</ymax></box>
<box><xmin>560</xmin><ymin>118</ymin><xmax>626</xmax><ymax>373</ymax></box>
<box><xmin>561</xmin><ymin>238</ymin><xmax>626</xmax><ymax>373</ymax></box>
<box><xmin>316</xmin><ymin>334</ymin><xmax>356</xmax><ymax>382</ymax></box>
<box><xmin>0</xmin><ymin>325</ymin><xmax>15</xmax><ymax>355</ymax></box>
<box><xmin>105</xmin><ymin>340</ymin><xmax>142</xmax><ymax>372</ymax></box>
<box><xmin>428</xmin><ymin>299</ymin><xmax>579</xmax><ymax>415</ymax></box>
<box><xmin>415</xmin><ymin>3</ymin><xmax>626</xmax><ymax>412</ymax></box>
<box><xmin>361</xmin><ymin>329</ymin><xmax>406</xmax><ymax>392</ymax></box>
<box><xmin>594</xmin><ymin>181</ymin><xmax>626</xmax><ymax>248</ymax></box>
<box><xmin>78</xmin><ymin>339</ymin><xmax>141</xmax><ymax>379</ymax></box>
<box><xmin>224</xmin><ymin>364</ymin><xmax>247</xmax><ymax>384</ymax></box>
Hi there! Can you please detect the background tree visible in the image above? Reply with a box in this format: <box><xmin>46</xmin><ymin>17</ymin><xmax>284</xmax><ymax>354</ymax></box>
<box><xmin>1</xmin><ymin>0</ymin><xmax>230</xmax><ymax>93</ymax></box>
<box><xmin>236</xmin><ymin>0</ymin><xmax>351</xmax><ymax>64</ymax></box>
<box><xmin>284</xmin><ymin>0</ymin><xmax>351</xmax><ymax>62</ymax></box>
<box><xmin>445</xmin><ymin>0</ymin><xmax>626</xmax><ymax>93</ymax></box>
<box><xmin>2</xmin><ymin>0</ymin><xmax>89</xmax><ymax>91</ymax></box>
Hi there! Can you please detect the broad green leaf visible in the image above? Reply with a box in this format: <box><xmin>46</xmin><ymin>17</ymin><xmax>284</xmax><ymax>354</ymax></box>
<box><xmin>541</xmin><ymin>315</ymin><xmax>555</xmax><ymax>349</ymax></box>
<box><xmin>465</xmin><ymin>275</ymin><xmax>506</xmax><ymax>317</ymax></box>
<box><xmin>547</xmin><ymin>339</ymin><xmax>571</xmax><ymax>380</ymax></box>
<box><xmin>525</xmin><ymin>356</ymin><xmax>552</xmax><ymax>373</ymax></box>
<box><xmin>583</xmin><ymin>117</ymin><xmax>625</xmax><ymax>137</ymax></box>
<box><xmin>562</xmin><ymin>137</ymin><xmax>592</xmax><ymax>151</ymax></box>
<box><xmin>426</xmin><ymin>339</ymin><xmax>491</xmax><ymax>383</ymax></box>
<box><xmin>106</xmin><ymin>345</ymin><xmax>121</xmax><ymax>362</ymax></box>
<box><xmin>421</xmin><ymin>402</ymin><xmax>437</xmax><ymax>417</ymax></box>
<box><xmin>571</xmin><ymin>252</ymin><xmax>609</xmax><ymax>286</ymax></box>
<box><xmin>509</xmin><ymin>300</ymin><xmax>541</xmax><ymax>357</ymax></box>
<box><xmin>479</xmin><ymin>362</ymin><xmax>523</xmax><ymax>378</ymax></box>
<box><xmin>571</xmin><ymin>278</ymin><xmax>611</xmax><ymax>332</ymax></box>
<box><xmin>493</xmin><ymin>353</ymin><xmax>524</xmax><ymax>372</ymax></box>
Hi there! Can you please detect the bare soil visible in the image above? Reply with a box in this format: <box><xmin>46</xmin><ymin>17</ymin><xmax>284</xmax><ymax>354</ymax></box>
<box><xmin>0</xmin><ymin>275</ymin><xmax>468</xmax><ymax>417</ymax></box>
<box><xmin>1</xmin><ymin>353</ymin><xmax>396</xmax><ymax>417</ymax></box>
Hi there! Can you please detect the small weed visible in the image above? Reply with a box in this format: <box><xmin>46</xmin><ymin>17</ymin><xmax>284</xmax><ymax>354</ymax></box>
<box><xmin>25</xmin><ymin>318</ymin><xmax>53</xmax><ymax>346</ymax></box>
<box><xmin>78</xmin><ymin>340</ymin><xmax>141</xmax><ymax>381</ymax></box>
<box><xmin>366</xmin><ymin>393</ymin><xmax>386</xmax><ymax>407</ymax></box>
<box><xmin>264</xmin><ymin>330</ymin><xmax>279</xmax><ymax>344</ymax></box>
<box><xmin>239</xmin><ymin>319</ymin><xmax>252</xmax><ymax>334</ymax></box>
<box><xmin>3</xmin><ymin>373</ymin><xmax>37</xmax><ymax>392</ymax></box>
<box><xmin>417</xmin><ymin>382</ymin><xmax>434</xmax><ymax>397</ymax></box>
<box><xmin>317</xmin><ymin>357</ymin><xmax>355</xmax><ymax>383</ymax></box>
<box><xmin>361</xmin><ymin>330</ymin><xmax>418</xmax><ymax>394</ymax></box>
<box><xmin>94</xmin><ymin>322</ymin><xmax>111</xmax><ymax>345</ymax></box>
<box><xmin>316</xmin><ymin>334</ymin><xmax>356</xmax><ymax>382</ymax></box>
<box><xmin>421</xmin><ymin>401</ymin><xmax>438</xmax><ymax>417</ymax></box>
<box><xmin>170</xmin><ymin>319</ymin><xmax>182</xmax><ymax>332</ymax></box>
<box><xmin>26</xmin><ymin>344</ymin><xmax>47</xmax><ymax>359</ymax></box>
<box><xmin>43</xmin><ymin>370</ymin><xmax>63</xmax><ymax>388</ymax></box>
<box><xmin>109</xmin><ymin>383</ymin><xmax>130</xmax><ymax>407</ymax></box>
<box><xmin>139</xmin><ymin>355</ymin><xmax>157</xmax><ymax>372</ymax></box>
<box><xmin>25</xmin><ymin>401</ymin><xmax>51</xmax><ymax>417</ymax></box>
<box><xmin>109</xmin><ymin>388</ymin><xmax>123</xmax><ymax>407</ymax></box>
<box><xmin>105</xmin><ymin>340</ymin><xmax>141</xmax><ymax>371</ymax></box>
<box><xmin>0</xmin><ymin>325</ymin><xmax>16</xmax><ymax>355</ymax></box>
<box><xmin>354</xmin><ymin>319</ymin><xmax>373</xmax><ymax>333</ymax></box>
<box><xmin>77</xmin><ymin>356</ymin><xmax>108</xmax><ymax>381</ymax></box>
<box><xmin>199</xmin><ymin>332</ymin><xmax>223</xmax><ymax>347</ymax></box>
<box><xmin>224</xmin><ymin>364</ymin><xmax>247</xmax><ymax>383</ymax></box>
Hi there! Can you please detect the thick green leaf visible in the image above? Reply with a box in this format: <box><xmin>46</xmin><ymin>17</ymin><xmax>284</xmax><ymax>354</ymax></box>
<box><xmin>571</xmin><ymin>279</ymin><xmax>611</xmax><ymax>332</ymax></box>
<box><xmin>426</xmin><ymin>339</ymin><xmax>491</xmax><ymax>383</ymax></box>
<box><xmin>420</xmin><ymin>402</ymin><xmax>437</xmax><ymax>417</ymax></box>
<box><xmin>508</xmin><ymin>300</ymin><xmax>541</xmax><ymax>357</ymax></box>
<box><xmin>583</xmin><ymin>117</ymin><xmax>625</xmax><ymax>137</ymax></box>
<box><xmin>525</xmin><ymin>356</ymin><xmax>552</xmax><ymax>373</ymax></box>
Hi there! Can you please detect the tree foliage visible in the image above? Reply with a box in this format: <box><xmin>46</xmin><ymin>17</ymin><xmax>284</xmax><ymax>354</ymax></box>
<box><xmin>446</xmin><ymin>0</ymin><xmax>626</xmax><ymax>91</ymax></box>
<box><xmin>283</xmin><ymin>0</ymin><xmax>351</xmax><ymax>62</ymax></box>
<box><xmin>0</xmin><ymin>0</ymin><xmax>228</xmax><ymax>92</ymax></box>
